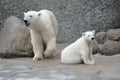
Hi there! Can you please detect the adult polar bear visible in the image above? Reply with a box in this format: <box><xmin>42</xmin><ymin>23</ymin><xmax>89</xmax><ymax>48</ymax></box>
<box><xmin>23</xmin><ymin>9</ymin><xmax>58</xmax><ymax>60</ymax></box>
<box><xmin>61</xmin><ymin>30</ymin><xmax>95</xmax><ymax>65</ymax></box>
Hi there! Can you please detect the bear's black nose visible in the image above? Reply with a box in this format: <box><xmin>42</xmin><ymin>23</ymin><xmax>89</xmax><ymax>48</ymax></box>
<box><xmin>24</xmin><ymin>20</ymin><xmax>30</xmax><ymax>26</ymax></box>
<box><xmin>92</xmin><ymin>38</ymin><xmax>94</xmax><ymax>40</ymax></box>
<box><xmin>24</xmin><ymin>20</ymin><xmax>28</xmax><ymax>23</ymax></box>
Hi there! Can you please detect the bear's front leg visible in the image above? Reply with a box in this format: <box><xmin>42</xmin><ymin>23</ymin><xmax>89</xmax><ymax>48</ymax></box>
<box><xmin>30</xmin><ymin>30</ymin><xmax>44</xmax><ymax>60</ymax></box>
<box><xmin>81</xmin><ymin>51</ymin><xmax>95</xmax><ymax>65</ymax></box>
<box><xmin>44</xmin><ymin>38</ymin><xmax>56</xmax><ymax>59</ymax></box>
<box><xmin>89</xmin><ymin>47</ymin><xmax>95</xmax><ymax>63</ymax></box>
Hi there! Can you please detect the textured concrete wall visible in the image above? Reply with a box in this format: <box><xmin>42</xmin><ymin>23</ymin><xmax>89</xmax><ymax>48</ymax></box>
<box><xmin>0</xmin><ymin>0</ymin><xmax>120</xmax><ymax>43</ymax></box>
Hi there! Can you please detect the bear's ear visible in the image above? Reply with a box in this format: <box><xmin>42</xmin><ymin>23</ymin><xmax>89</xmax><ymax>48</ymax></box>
<box><xmin>92</xmin><ymin>30</ymin><xmax>95</xmax><ymax>34</ymax></box>
<box><xmin>38</xmin><ymin>13</ymin><xmax>41</xmax><ymax>16</ymax></box>
<box><xmin>82</xmin><ymin>32</ymin><xmax>85</xmax><ymax>36</ymax></box>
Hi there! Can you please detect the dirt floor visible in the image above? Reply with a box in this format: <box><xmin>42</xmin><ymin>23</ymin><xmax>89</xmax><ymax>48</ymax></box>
<box><xmin>0</xmin><ymin>43</ymin><xmax>120</xmax><ymax>80</ymax></box>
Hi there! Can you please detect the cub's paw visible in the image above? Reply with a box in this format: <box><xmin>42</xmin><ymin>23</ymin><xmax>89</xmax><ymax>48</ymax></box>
<box><xmin>85</xmin><ymin>60</ymin><xmax>95</xmax><ymax>65</ymax></box>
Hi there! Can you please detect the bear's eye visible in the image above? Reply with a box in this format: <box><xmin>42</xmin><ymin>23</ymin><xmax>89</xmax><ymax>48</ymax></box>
<box><xmin>88</xmin><ymin>35</ymin><xmax>90</xmax><ymax>37</ymax></box>
<box><xmin>29</xmin><ymin>15</ymin><xmax>32</xmax><ymax>17</ymax></box>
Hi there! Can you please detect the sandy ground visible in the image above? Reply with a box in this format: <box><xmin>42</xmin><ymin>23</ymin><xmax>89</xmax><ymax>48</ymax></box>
<box><xmin>0</xmin><ymin>43</ymin><xmax>120</xmax><ymax>80</ymax></box>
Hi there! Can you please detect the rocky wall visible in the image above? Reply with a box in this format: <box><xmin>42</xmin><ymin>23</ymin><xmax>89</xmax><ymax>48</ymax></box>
<box><xmin>0</xmin><ymin>0</ymin><xmax>120</xmax><ymax>43</ymax></box>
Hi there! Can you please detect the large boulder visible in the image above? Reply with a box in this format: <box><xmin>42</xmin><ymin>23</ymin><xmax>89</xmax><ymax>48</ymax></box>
<box><xmin>100</xmin><ymin>40</ymin><xmax>120</xmax><ymax>56</ymax></box>
<box><xmin>0</xmin><ymin>16</ymin><xmax>33</xmax><ymax>58</ymax></box>
<box><xmin>107</xmin><ymin>29</ymin><xmax>120</xmax><ymax>41</ymax></box>
<box><xmin>95</xmin><ymin>32</ymin><xmax>107</xmax><ymax>44</ymax></box>
<box><xmin>95</xmin><ymin>29</ymin><xmax>120</xmax><ymax>56</ymax></box>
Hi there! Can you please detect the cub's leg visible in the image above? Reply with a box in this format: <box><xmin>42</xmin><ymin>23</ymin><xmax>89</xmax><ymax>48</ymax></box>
<box><xmin>81</xmin><ymin>51</ymin><xmax>95</xmax><ymax>65</ymax></box>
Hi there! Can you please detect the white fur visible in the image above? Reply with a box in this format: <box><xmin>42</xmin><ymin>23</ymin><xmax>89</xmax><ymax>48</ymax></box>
<box><xmin>24</xmin><ymin>9</ymin><xmax>58</xmax><ymax>60</ymax></box>
<box><xmin>61</xmin><ymin>30</ymin><xmax>95</xmax><ymax>65</ymax></box>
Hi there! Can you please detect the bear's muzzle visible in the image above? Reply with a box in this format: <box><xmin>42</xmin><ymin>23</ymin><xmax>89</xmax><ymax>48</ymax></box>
<box><xmin>24</xmin><ymin>20</ymin><xmax>30</xmax><ymax>26</ymax></box>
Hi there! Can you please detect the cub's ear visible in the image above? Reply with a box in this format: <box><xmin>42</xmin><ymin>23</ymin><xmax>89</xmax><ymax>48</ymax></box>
<box><xmin>82</xmin><ymin>32</ymin><xmax>85</xmax><ymax>36</ymax></box>
<box><xmin>24</xmin><ymin>12</ymin><xmax>26</xmax><ymax>15</ymax></box>
<box><xmin>38</xmin><ymin>13</ymin><xmax>41</xmax><ymax>16</ymax></box>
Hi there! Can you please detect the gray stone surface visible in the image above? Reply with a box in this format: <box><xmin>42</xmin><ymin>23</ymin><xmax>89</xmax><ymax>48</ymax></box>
<box><xmin>95</xmin><ymin>28</ymin><xmax>120</xmax><ymax>55</ymax></box>
<box><xmin>100</xmin><ymin>40</ymin><xmax>120</xmax><ymax>56</ymax></box>
<box><xmin>0</xmin><ymin>0</ymin><xmax>120</xmax><ymax>42</ymax></box>
<box><xmin>107</xmin><ymin>29</ymin><xmax>120</xmax><ymax>41</ymax></box>
<box><xmin>0</xmin><ymin>43</ymin><xmax>120</xmax><ymax>80</ymax></box>
<box><xmin>92</xmin><ymin>40</ymin><xmax>99</xmax><ymax>54</ymax></box>
<box><xmin>95</xmin><ymin>32</ymin><xmax>107</xmax><ymax>44</ymax></box>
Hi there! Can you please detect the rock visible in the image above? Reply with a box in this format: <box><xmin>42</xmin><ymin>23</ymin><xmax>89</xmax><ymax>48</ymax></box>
<box><xmin>107</xmin><ymin>29</ymin><xmax>120</xmax><ymax>41</ymax></box>
<box><xmin>0</xmin><ymin>16</ymin><xmax>33</xmax><ymax>58</ymax></box>
<box><xmin>0</xmin><ymin>0</ymin><xmax>120</xmax><ymax>43</ymax></box>
<box><xmin>95</xmin><ymin>32</ymin><xmax>107</xmax><ymax>44</ymax></box>
<box><xmin>92</xmin><ymin>40</ymin><xmax>99</xmax><ymax>54</ymax></box>
<box><xmin>100</xmin><ymin>40</ymin><xmax>120</xmax><ymax>56</ymax></box>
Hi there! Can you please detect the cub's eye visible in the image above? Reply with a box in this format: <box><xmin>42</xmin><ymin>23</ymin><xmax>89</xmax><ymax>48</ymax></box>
<box><xmin>29</xmin><ymin>15</ymin><xmax>32</xmax><ymax>17</ymax></box>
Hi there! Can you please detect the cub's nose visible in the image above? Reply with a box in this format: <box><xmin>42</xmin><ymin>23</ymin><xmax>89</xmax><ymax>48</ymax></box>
<box><xmin>92</xmin><ymin>37</ymin><xmax>94</xmax><ymax>40</ymax></box>
<box><xmin>24</xmin><ymin>20</ymin><xmax>28</xmax><ymax>23</ymax></box>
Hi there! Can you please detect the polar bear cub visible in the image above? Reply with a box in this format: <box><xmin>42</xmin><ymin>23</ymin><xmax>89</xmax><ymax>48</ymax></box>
<box><xmin>23</xmin><ymin>9</ymin><xmax>58</xmax><ymax>60</ymax></box>
<box><xmin>61</xmin><ymin>30</ymin><xmax>95</xmax><ymax>64</ymax></box>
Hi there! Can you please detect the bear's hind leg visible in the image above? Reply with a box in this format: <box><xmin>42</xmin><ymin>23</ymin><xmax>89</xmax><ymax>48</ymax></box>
<box><xmin>44</xmin><ymin>38</ymin><xmax>56</xmax><ymax>59</ymax></box>
<box><xmin>30</xmin><ymin>30</ymin><xmax>44</xmax><ymax>60</ymax></box>
<box><xmin>61</xmin><ymin>56</ymin><xmax>82</xmax><ymax>64</ymax></box>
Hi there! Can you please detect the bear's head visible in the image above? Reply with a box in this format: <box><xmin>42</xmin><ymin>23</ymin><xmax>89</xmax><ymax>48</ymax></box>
<box><xmin>82</xmin><ymin>30</ymin><xmax>95</xmax><ymax>42</ymax></box>
<box><xmin>23</xmin><ymin>11</ymin><xmax>41</xmax><ymax>26</ymax></box>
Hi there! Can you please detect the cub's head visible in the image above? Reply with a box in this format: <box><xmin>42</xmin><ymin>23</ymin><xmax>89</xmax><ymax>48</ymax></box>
<box><xmin>23</xmin><ymin>11</ymin><xmax>41</xmax><ymax>26</ymax></box>
<box><xmin>82</xmin><ymin>30</ymin><xmax>95</xmax><ymax>42</ymax></box>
